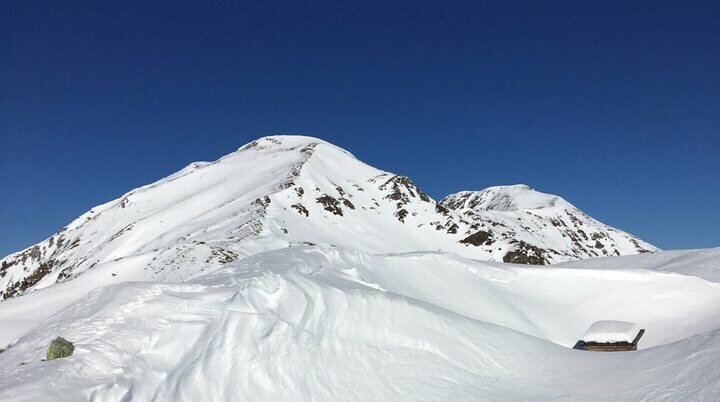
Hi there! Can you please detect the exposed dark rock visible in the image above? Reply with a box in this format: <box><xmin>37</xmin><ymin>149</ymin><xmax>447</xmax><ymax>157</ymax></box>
<box><xmin>252</xmin><ymin>196</ymin><xmax>271</xmax><ymax>207</ymax></box>
<box><xmin>594</xmin><ymin>240</ymin><xmax>605</xmax><ymax>249</ymax></box>
<box><xmin>108</xmin><ymin>225</ymin><xmax>134</xmax><ymax>242</ymax></box>
<box><xmin>503</xmin><ymin>242</ymin><xmax>547</xmax><ymax>265</ymax></box>
<box><xmin>1</xmin><ymin>259</ymin><xmax>14</xmax><ymax>273</ymax></box>
<box><xmin>239</xmin><ymin>140</ymin><xmax>259</xmax><ymax>151</ymax></box>
<box><xmin>460</xmin><ymin>231</ymin><xmax>494</xmax><ymax>246</ymax></box>
<box><xmin>207</xmin><ymin>247</ymin><xmax>238</xmax><ymax>264</ymax></box>
<box><xmin>379</xmin><ymin>176</ymin><xmax>431</xmax><ymax>204</ymax></box>
<box><xmin>631</xmin><ymin>239</ymin><xmax>652</xmax><ymax>253</ymax></box>
<box><xmin>57</xmin><ymin>266</ymin><xmax>74</xmax><ymax>282</ymax></box>
<box><xmin>291</xmin><ymin>204</ymin><xmax>309</xmax><ymax>217</ymax></box>
<box><xmin>395</xmin><ymin>209</ymin><xmax>409</xmax><ymax>222</ymax></box>
<box><xmin>300</xmin><ymin>143</ymin><xmax>317</xmax><ymax>154</ymax></box>
<box><xmin>435</xmin><ymin>203</ymin><xmax>449</xmax><ymax>215</ymax></box>
<box><xmin>3</xmin><ymin>260</ymin><xmax>58</xmax><ymax>299</ymax></box>
<box><xmin>316</xmin><ymin>195</ymin><xmax>343</xmax><ymax>216</ymax></box>
<box><xmin>341</xmin><ymin>198</ymin><xmax>355</xmax><ymax>210</ymax></box>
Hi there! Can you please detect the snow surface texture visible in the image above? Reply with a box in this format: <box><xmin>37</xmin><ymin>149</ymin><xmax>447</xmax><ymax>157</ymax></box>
<box><xmin>582</xmin><ymin>320</ymin><xmax>640</xmax><ymax>343</ymax></box>
<box><xmin>1</xmin><ymin>247</ymin><xmax>720</xmax><ymax>401</ymax></box>
<box><xmin>4</xmin><ymin>135</ymin><xmax>708</xmax><ymax>401</ymax></box>
<box><xmin>0</xmin><ymin>135</ymin><xmax>655</xmax><ymax>301</ymax></box>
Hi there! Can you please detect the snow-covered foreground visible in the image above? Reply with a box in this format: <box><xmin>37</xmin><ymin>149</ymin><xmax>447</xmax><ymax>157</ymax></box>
<box><xmin>1</xmin><ymin>247</ymin><xmax>720</xmax><ymax>401</ymax></box>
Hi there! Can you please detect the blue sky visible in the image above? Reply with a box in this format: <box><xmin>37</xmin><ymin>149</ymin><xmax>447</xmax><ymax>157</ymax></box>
<box><xmin>1</xmin><ymin>0</ymin><xmax>719</xmax><ymax>256</ymax></box>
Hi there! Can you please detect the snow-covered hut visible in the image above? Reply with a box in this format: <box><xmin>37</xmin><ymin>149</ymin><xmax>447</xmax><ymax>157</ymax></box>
<box><xmin>573</xmin><ymin>320</ymin><xmax>645</xmax><ymax>352</ymax></box>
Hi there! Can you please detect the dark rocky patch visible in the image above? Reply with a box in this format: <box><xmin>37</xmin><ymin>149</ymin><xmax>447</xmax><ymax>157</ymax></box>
<box><xmin>207</xmin><ymin>247</ymin><xmax>238</xmax><ymax>264</ymax></box>
<box><xmin>3</xmin><ymin>259</ymin><xmax>58</xmax><ymax>299</ymax></box>
<box><xmin>57</xmin><ymin>266</ymin><xmax>74</xmax><ymax>282</ymax></box>
<box><xmin>394</xmin><ymin>209</ymin><xmax>409</xmax><ymax>223</ymax></box>
<box><xmin>108</xmin><ymin>225</ymin><xmax>134</xmax><ymax>242</ymax></box>
<box><xmin>503</xmin><ymin>242</ymin><xmax>547</xmax><ymax>265</ymax></box>
<box><xmin>291</xmin><ymin>204</ymin><xmax>309</xmax><ymax>217</ymax></box>
<box><xmin>379</xmin><ymin>176</ymin><xmax>431</xmax><ymax>204</ymax></box>
<box><xmin>435</xmin><ymin>203</ymin><xmax>449</xmax><ymax>215</ymax></box>
<box><xmin>239</xmin><ymin>140</ymin><xmax>259</xmax><ymax>151</ymax></box>
<box><xmin>252</xmin><ymin>196</ymin><xmax>271</xmax><ymax>207</ymax></box>
<box><xmin>316</xmin><ymin>195</ymin><xmax>343</xmax><ymax>216</ymax></box>
<box><xmin>631</xmin><ymin>239</ymin><xmax>652</xmax><ymax>253</ymax></box>
<box><xmin>342</xmin><ymin>198</ymin><xmax>355</xmax><ymax>210</ymax></box>
<box><xmin>460</xmin><ymin>231</ymin><xmax>494</xmax><ymax>246</ymax></box>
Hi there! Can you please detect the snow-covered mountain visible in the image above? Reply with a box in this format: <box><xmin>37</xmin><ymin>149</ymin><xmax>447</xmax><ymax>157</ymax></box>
<box><xmin>0</xmin><ymin>135</ymin><xmax>655</xmax><ymax>300</ymax></box>
<box><xmin>3</xmin><ymin>135</ymin><xmax>720</xmax><ymax>402</ymax></box>
<box><xmin>440</xmin><ymin>185</ymin><xmax>654</xmax><ymax>264</ymax></box>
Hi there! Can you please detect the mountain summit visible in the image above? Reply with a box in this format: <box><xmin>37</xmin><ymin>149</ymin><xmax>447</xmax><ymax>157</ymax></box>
<box><xmin>442</xmin><ymin>184</ymin><xmax>560</xmax><ymax>211</ymax></box>
<box><xmin>0</xmin><ymin>135</ymin><xmax>655</xmax><ymax>300</ymax></box>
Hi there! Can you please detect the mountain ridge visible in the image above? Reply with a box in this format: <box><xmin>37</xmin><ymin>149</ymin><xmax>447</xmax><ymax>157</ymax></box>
<box><xmin>0</xmin><ymin>135</ymin><xmax>656</xmax><ymax>300</ymax></box>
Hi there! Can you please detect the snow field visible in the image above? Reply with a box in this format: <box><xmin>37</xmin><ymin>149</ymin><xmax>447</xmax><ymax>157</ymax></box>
<box><xmin>1</xmin><ymin>246</ymin><xmax>720</xmax><ymax>401</ymax></box>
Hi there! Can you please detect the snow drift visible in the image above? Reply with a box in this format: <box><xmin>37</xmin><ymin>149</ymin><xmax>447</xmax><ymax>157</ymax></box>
<box><xmin>1</xmin><ymin>246</ymin><xmax>720</xmax><ymax>401</ymax></box>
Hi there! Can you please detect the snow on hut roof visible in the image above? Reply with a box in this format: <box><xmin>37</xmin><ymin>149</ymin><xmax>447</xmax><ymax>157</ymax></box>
<box><xmin>582</xmin><ymin>320</ymin><xmax>640</xmax><ymax>343</ymax></box>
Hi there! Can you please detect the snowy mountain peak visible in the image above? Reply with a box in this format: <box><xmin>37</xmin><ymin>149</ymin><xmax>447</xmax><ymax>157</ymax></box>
<box><xmin>0</xmin><ymin>135</ymin><xmax>657</xmax><ymax>301</ymax></box>
<box><xmin>441</xmin><ymin>184</ymin><xmax>566</xmax><ymax>212</ymax></box>
<box><xmin>236</xmin><ymin>135</ymin><xmax>357</xmax><ymax>160</ymax></box>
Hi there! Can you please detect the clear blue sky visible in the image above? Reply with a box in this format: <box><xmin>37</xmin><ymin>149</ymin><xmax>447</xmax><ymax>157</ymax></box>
<box><xmin>1</xmin><ymin>0</ymin><xmax>719</xmax><ymax>256</ymax></box>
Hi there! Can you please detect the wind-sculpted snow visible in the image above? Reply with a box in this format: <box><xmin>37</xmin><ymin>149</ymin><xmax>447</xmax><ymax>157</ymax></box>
<box><xmin>0</xmin><ymin>135</ymin><xmax>657</xmax><ymax>301</ymax></box>
<box><xmin>1</xmin><ymin>246</ymin><xmax>720</xmax><ymax>401</ymax></box>
<box><xmin>555</xmin><ymin>247</ymin><xmax>720</xmax><ymax>283</ymax></box>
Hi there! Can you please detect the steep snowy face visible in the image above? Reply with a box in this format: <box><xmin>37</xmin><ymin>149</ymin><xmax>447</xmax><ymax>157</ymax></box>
<box><xmin>0</xmin><ymin>135</ymin><xmax>656</xmax><ymax>300</ymax></box>
<box><xmin>440</xmin><ymin>185</ymin><xmax>656</xmax><ymax>264</ymax></box>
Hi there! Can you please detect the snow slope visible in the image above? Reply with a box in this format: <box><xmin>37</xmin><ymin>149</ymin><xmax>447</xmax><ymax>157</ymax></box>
<box><xmin>0</xmin><ymin>135</ymin><xmax>655</xmax><ymax>301</ymax></box>
<box><xmin>555</xmin><ymin>247</ymin><xmax>720</xmax><ymax>282</ymax></box>
<box><xmin>1</xmin><ymin>246</ymin><xmax>719</xmax><ymax>401</ymax></box>
<box><xmin>0</xmin><ymin>135</ymin><xmax>715</xmax><ymax>401</ymax></box>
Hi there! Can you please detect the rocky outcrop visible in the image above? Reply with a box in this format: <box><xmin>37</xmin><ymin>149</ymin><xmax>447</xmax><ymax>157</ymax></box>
<box><xmin>46</xmin><ymin>337</ymin><xmax>74</xmax><ymax>361</ymax></box>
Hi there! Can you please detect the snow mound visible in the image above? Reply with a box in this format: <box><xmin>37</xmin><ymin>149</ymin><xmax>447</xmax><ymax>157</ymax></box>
<box><xmin>555</xmin><ymin>247</ymin><xmax>720</xmax><ymax>283</ymax></box>
<box><xmin>582</xmin><ymin>320</ymin><xmax>641</xmax><ymax>343</ymax></box>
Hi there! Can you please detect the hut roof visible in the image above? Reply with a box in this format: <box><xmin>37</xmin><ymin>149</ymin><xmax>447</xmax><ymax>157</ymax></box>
<box><xmin>582</xmin><ymin>320</ymin><xmax>640</xmax><ymax>343</ymax></box>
